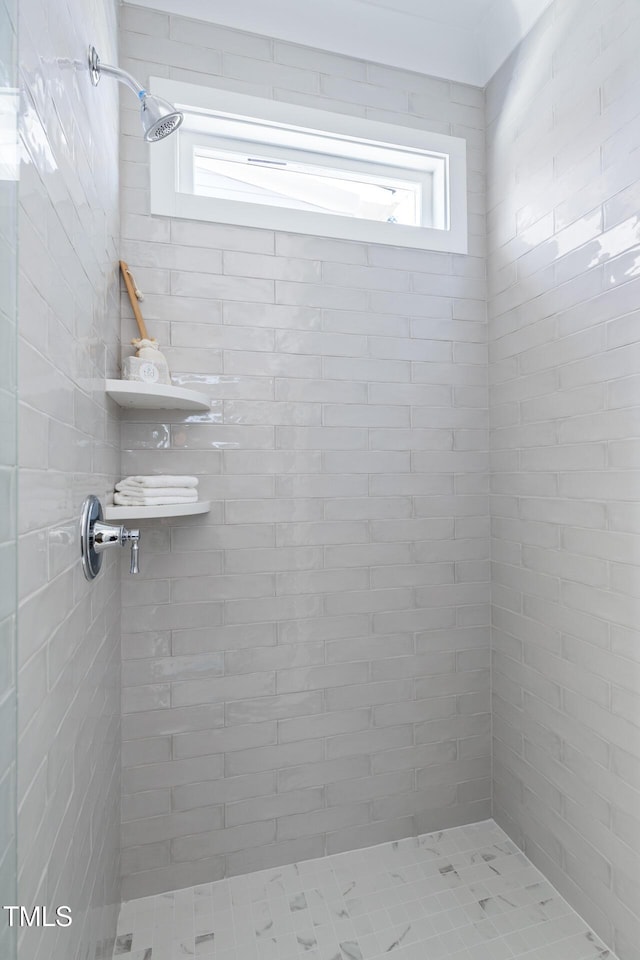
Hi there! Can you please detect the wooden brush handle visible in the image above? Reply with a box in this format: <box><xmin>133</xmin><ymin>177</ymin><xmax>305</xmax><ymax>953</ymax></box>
<box><xmin>119</xmin><ymin>259</ymin><xmax>150</xmax><ymax>341</ymax></box>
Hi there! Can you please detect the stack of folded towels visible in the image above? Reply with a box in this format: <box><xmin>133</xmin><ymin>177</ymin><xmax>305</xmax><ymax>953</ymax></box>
<box><xmin>114</xmin><ymin>475</ymin><xmax>199</xmax><ymax>506</ymax></box>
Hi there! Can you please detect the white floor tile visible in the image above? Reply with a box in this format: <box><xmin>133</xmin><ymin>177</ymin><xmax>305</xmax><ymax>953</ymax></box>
<box><xmin>113</xmin><ymin>820</ymin><xmax>617</xmax><ymax>960</ymax></box>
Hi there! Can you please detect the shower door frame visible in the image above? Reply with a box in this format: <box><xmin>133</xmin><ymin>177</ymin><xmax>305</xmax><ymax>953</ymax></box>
<box><xmin>0</xmin><ymin>0</ymin><xmax>19</xmax><ymax>955</ymax></box>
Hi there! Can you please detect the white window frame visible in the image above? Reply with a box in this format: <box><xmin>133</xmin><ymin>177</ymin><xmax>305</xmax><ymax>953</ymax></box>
<box><xmin>149</xmin><ymin>78</ymin><xmax>468</xmax><ymax>254</ymax></box>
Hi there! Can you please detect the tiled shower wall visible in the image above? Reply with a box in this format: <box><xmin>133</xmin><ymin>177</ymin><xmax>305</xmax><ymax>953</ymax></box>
<box><xmin>119</xmin><ymin>4</ymin><xmax>490</xmax><ymax>899</ymax></box>
<box><xmin>487</xmin><ymin>1</ymin><xmax>640</xmax><ymax>958</ymax></box>
<box><xmin>17</xmin><ymin>0</ymin><xmax>122</xmax><ymax>958</ymax></box>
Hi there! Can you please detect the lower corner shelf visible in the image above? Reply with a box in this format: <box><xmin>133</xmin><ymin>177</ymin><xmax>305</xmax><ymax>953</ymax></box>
<box><xmin>104</xmin><ymin>501</ymin><xmax>211</xmax><ymax>521</ymax></box>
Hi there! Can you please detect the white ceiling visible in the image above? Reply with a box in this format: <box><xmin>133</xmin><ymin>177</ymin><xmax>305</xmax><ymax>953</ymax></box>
<box><xmin>129</xmin><ymin>0</ymin><xmax>554</xmax><ymax>86</ymax></box>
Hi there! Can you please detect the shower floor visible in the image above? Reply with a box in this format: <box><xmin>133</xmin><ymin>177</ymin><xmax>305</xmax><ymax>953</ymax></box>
<box><xmin>113</xmin><ymin>820</ymin><xmax>615</xmax><ymax>960</ymax></box>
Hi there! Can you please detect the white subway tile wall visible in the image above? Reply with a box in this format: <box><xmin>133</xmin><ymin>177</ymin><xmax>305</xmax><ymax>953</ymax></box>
<box><xmin>487</xmin><ymin>2</ymin><xmax>640</xmax><ymax>959</ymax></box>
<box><xmin>17</xmin><ymin>0</ymin><xmax>121</xmax><ymax>958</ymax></box>
<box><xmin>119</xmin><ymin>4</ymin><xmax>490</xmax><ymax>900</ymax></box>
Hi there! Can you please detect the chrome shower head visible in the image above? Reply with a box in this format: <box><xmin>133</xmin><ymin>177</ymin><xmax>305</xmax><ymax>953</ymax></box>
<box><xmin>139</xmin><ymin>92</ymin><xmax>183</xmax><ymax>142</ymax></box>
<box><xmin>88</xmin><ymin>45</ymin><xmax>183</xmax><ymax>142</ymax></box>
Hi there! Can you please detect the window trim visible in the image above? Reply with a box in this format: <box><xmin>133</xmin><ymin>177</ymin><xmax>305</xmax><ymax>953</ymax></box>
<box><xmin>149</xmin><ymin>79</ymin><xmax>468</xmax><ymax>254</ymax></box>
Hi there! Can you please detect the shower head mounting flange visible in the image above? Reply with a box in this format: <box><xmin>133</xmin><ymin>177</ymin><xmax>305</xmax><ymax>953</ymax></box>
<box><xmin>88</xmin><ymin>45</ymin><xmax>101</xmax><ymax>86</ymax></box>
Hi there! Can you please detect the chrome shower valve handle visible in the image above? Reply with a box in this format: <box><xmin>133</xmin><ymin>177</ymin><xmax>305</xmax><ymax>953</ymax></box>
<box><xmin>123</xmin><ymin>528</ymin><xmax>140</xmax><ymax>575</ymax></box>
<box><xmin>81</xmin><ymin>495</ymin><xmax>141</xmax><ymax>580</ymax></box>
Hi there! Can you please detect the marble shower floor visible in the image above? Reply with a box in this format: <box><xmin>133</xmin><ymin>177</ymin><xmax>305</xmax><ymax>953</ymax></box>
<box><xmin>113</xmin><ymin>820</ymin><xmax>616</xmax><ymax>960</ymax></box>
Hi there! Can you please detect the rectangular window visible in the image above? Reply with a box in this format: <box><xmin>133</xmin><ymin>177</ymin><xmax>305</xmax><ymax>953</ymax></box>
<box><xmin>150</xmin><ymin>81</ymin><xmax>467</xmax><ymax>253</ymax></box>
<box><xmin>192</xmin><ymin>147</ymin><xmax>424</xmax><ymax>226</ymax></box>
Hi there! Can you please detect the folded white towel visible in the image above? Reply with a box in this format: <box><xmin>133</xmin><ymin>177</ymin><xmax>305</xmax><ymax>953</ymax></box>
<box><xmin>116</xmin><ymin>484</ymin><xmax>197</xmax><ymax>499</ymax></box>
<box><xmin>114</xmin><ymin>492</ymin><xmax>199</xmax><ymax>506</ymax></box>
<box><xmin>116</xmin><ymin>475</ymin><xmax>199</xmax><ymax>489</ymax></box>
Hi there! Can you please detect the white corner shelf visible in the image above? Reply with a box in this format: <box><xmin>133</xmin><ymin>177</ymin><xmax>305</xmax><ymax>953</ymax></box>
<box><xmin>104</xmin><ymin>500</ymin><xmax>211</xmax><ymax>521</ymax></box>
<box><xmin>105</xmin><ymin>379</ymin><xmax>210</xmax><ymax>411</ymax></box>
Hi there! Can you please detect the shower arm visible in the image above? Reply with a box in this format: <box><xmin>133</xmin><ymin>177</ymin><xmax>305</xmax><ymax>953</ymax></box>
<box><xmin>89</xmin><ymin>46</ymin><xmax>147</xmax><ymax>98</ymax></box>
<box><xmin>99</xmin><ymin>63</ymin><xmax>146</xmax><ymax>97</ymax></box>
